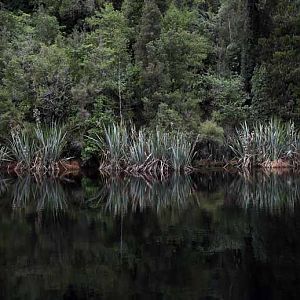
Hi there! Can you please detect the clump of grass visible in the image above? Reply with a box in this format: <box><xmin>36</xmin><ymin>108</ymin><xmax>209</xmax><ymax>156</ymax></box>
<box><xmin>136</xmin><ymin>128</ymin><xmax>172</xmax><ymax>176</ymax></box>
<box><xmin>0</xmin><ymin>146</ymin><xmax>12</xmax><ymax>166</ymax></box>
<box><xmin>229</xmin><ymin>119</ymin><xmax>300</xmax><ymax>169</ymax></box>
<box><xmin>9</xmin><ymin>129</ymin><xmax>35</xmax><ymax>170</ymax></box>
<box><xmin>128</xmin><ymin>127</ymin><xmax>148</xmax><ymax>165</ymax></box>
<box><xmin>87</xmin><ymin>123</ymin><xmax>128</xmax><ymax>171</ymax></box>
<box><xmin>169</xmin><ymin>132</ymin><xmax>195</xmax><ymax>172</ymax></box>
<box><xmin>7</xmin><ymin>122</ymin><xmax>68</xmax><ymax>174</ymax></box>
<box><xmin>104</xmin><ymin>123</ymin><xmax>128</xmax><ymax>168</ymax></box>
<box><xmin>87</xmin><ymin>123</ymin><xmax>197</xmax><ymax>176</ymax></box>
<box><xmin>34</xmin><ymin>123</ymin><xmax>67</xmax><ymax>172</ymax></box>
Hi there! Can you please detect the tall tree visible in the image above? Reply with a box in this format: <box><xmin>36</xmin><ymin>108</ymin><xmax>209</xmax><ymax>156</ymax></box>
<box><xmin>251</xmin><ymin>0</ymin><xmax>300</xmax><ymax>121</ymax></box>
<box><xmin>134</xmin><ymin>0</ymin><xmax>162</xmax><ymax>67</ymax></box>
<box><xmin>79</xmin><ymin>3</ymin><xmax>132</xmax><ymax>121</ymax></box>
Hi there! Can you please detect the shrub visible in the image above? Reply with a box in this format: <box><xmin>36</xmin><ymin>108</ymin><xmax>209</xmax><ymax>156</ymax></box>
<box><xmin>200</xmin><ymin>120</ymin><xmax>224</xmax><ymax>142</ymax></box>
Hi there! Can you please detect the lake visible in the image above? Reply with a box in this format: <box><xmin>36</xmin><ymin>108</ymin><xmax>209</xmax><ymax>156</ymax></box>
<box><xmin>0</xmin><ymin>171</ymin><xmax>300</xmax><ymax>299</ymax></box>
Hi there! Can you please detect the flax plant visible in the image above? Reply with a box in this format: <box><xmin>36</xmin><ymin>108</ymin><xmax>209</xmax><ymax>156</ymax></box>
<box><xmin>170</xmin><ymin>132</ymin><xmax>196</xmax><ymax>172</ymax></box>
<box><xmin>148</xmin><ymin>129</ymin><xmax>171</xmax><ymax>162</ymax></box>
<box><xmin>9</xmin><ymin>129</ymin><xmax>35</xmax><ymax>170</ymax></box>
<box><xmin>0</xmin><ymin>146</ymin><xmax>11</xmax><ymax>165</ymax></box>
<box><xmin>128</xmin><ymin>126</ymin><xmax>148</xmax><ymax>165</ymax></box>
<box><xmin>229</xmin><ymin>119</ymin><xmax>300</xmax><ymax>169</ymax></box>
<box><xmin>7</xmin><ymin>123</ymin><xmax>68</xmax><ymax>174</ymax></box>
<box><xmin>229</xmin><ymin>121</ymin><xmax>255</xmax><ymax>168</ymax></box>
<box><xmin>87</xmin><ymin>123</ymin><xmax>196</xmax><ymax>176</ymax></box>
<box><xmin>104</xmin><ymin>123</ymin><xmax>128</xmax><ymax>167</ymax></box>
<box><xmin>34</xmin><ymin>122</ymin><xmax>67</xmax><ymax>172</ymax></box>
<box><xmin>87</xmin><ymin>123</ymin><xmax>129</xmax><ymax>171</ymax></box>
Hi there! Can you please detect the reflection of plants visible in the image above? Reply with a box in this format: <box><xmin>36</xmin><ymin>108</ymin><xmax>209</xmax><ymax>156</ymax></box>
<box><xmin>36</xmin><ymin>180</ymin><xmax>67</xmax><ymax>211</ymax></box>
<box><xmin>0</xmin><ymin>174</ymin><xmax>13</xmax><ymax>196</ymax></box>
<box><xmin>11</xmin><ymin>176</ymin><xmax>67</xmax><ymax>212</ymax></box>
<box><xmin>12</xmin><ymin>176</ymin><xmax>32</xmax><ymax>208</ymax></box>
<box><xmin>86</xmin><ymin>176</ymin><xmax>196</xmax><ymax>216</ymax></box>
<box><xmin>228</xmin><ymin>173</ymin><xmax>300</xmax><ymax>214</ymax></box>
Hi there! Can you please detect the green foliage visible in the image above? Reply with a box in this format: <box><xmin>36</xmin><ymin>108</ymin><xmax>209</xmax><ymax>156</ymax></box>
<box><xmin>0</xmin><ymin>11</ymin><xmax>73</xmax><ymax>123</ymax></box>
<box><xmin>30</xmin><ymin>44</ymin><xmax>73</xmax><ymax>121</ymax></box>
<box><xmin>134</xmin><ymin>0</ymin><xmax>162</xmax><ymax>66</ymax></box>
<box><xmin>207</xmin><ymin>75</ymin><xmax>248</xmax><ymax>127</ymax></box>
<box><xmin>32</xmin><ymin>10</ymin><xmax>61</xmax><ymax>44</ymax></box>
<box><xmin>0</xmin><ymin>0</ymin><xmax>299</xmax><ymax>161</ymax></box>
<box><xmin>122</xmin><ymin>0</ymin><xmax>144</xmax><ymax>35</ymax></box>
<box><xmin>153</xmin><ymin>103</ymin><xmax>186</xmax><ymax>132</ymax></box>
<box><xmin>199</xmin><ymin>120</ymin><xmax>224</xmax><ymax>142</ymax></box>
<box><xmin>139</xmin><ymin>3</ymin><xmax>212</xmax><ymax>126</ymax></box>
<box><xmin>160</xmin><ymin>4</ymin><xmax>209</xmax><ymax>85</ymax></box>
<box><xmin>81</xmin><ymin>4</ymin><xmax>133</xmax><ymax>120</ymax></box>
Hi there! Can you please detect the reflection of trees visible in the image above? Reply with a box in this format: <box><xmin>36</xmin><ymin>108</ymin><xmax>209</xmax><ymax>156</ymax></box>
<box><xmin>207</xmin><ymin>173</ymin><xmax>300</xmax><ymax>300</ymax></box>
<box><xmin>0</xmin><ymin>174</ymin><xmax>227</xmax><ymax>299</ymax></box>
<box><xmin>226</xmin><ymin>172</ymin><xmax>300</xmax><ymax>214</ymax></box>
<box><xmin>1</xmin><ymin>173</ymin><xmax>300</xmax><ymax>299</ymax></box>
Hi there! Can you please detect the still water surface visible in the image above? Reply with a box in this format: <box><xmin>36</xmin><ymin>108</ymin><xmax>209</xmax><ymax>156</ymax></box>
<box><xmin>0</xmin><ymin>172</ymin><xmax>300</xmax><ymax>299</ymax></box>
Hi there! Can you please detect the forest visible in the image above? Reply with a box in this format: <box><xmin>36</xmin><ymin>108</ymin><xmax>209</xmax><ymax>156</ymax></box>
<box><xmin>0</xmin><ymin>0</ymin><xmax>299</xmax><ymax>173</ymax></box>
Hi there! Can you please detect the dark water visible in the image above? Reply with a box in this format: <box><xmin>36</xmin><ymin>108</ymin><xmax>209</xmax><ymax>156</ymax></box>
<box><xmin>1</xmin><ymin>172</ymin><xmax>300</xmax><ymax>300</ymax></box>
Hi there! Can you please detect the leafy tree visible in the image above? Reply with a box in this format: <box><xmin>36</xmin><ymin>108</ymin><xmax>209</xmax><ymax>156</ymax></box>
<box><xmin>134</xmin><ymin>0</ymin><xmax>162</xmax><ymax>67</ymax></box>
<box><xmin>0</xmin><ymin>10</ymin><xmax>72</xmax><ymax>123</ymax></box>
<box><xmin>207</xmin><ymin>75</ymin><xmax>248</xmax><ymax>127</ymax></box>
<box><xmin>29</xmin><ymin>44</ymin><xmax>73</xmax><ymax>121</ymax></box>
<box><xmin>1</xmin><ymin>0</ymin><xmax>300</xmax><ymax>151</ymax></box>
<box><xmin>32</xmin><ymin>9</ymin><xmax>61</xmax><ymax>44</ymax></box>
<box><xmin>79</xmin><ymin>3</ymin><xmax>133</xmax><ymax>121</ymax></box>
<box><xmin>142</xmin><ymin>4</ymin><xmax>211</xmax><ymax>130</ymax></box>
<box><xmin>251</xmin><ymin>0</ymin><xmax>300</xmax><ymax>122</ymax></box>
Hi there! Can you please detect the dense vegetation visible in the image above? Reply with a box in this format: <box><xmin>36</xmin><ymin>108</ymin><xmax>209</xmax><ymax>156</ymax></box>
<box><xmin>0</xmin><ymin>0</ymin><xmax>299</xmax><ymax>169</ymax></box>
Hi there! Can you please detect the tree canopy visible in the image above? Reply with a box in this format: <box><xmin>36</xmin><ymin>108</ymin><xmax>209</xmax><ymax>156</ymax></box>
<box><xmin>0</xmin><ymin>0</ymin><xmax>299</xmax><ymax>136</ymax></box>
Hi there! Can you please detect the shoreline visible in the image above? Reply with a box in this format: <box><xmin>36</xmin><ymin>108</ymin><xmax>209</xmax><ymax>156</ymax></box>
<box><xmin>0</xmin><ymin>159</ymin><xmax>298</xmax><ymax>178</ymax></box>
